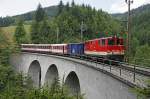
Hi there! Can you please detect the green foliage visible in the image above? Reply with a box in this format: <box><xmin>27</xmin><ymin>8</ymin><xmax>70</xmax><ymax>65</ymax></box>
<box><xmin>71</xmin><ymin>0</ymin><xmax>75</xmax><ymax>7</ymax></box>
<box><xmin>39</xmin><ymin>19</ymin><xmax>51</xmax><ymax>43</ymax></box>
<box><xmin>131</xmin><ymin>4</ymin><xmax>150</xmax><ymax>46</ymax></box>
<box><xmin>30</xmin><ymin>4</ymin><xmax>44</xmax><ymax>44</ymax></box>
<box><xmin>52</xmin><ymin>3</ymin><xmax>122</xmax><ymax>43</ymax></box>
<box><xmin>0</xmin><ymin>16</ymin><xmax>15</xmax><ymax>27</ymax></box>
<box><xmin>30</xmin><ymin>21</ymin><xmax>41</xmax><ymax>43</ymax></box>
<box><xmin>0</xmin><ymin>29</ymin><xmax>30</xmax><ymax>99</ymax></box>
<box><xmin>58</xmin><ymin>0</ymin><xmax>64</xmax><ymax>15</ymax></box>
<box><xmin>133</xmin><ymin>44</ymin><xmax>150</xmax><ymax>67</ymax></box>
<box><xmin>41</xmin><ymin>77</ymin><xmax>84</xmax><ymax>99</ymax></box>
<box><xmin>132</xmin><ymin>80</ymin><xmax>150</xmax><ymax>99</ymax></box>
<box><xmin>130</xmin><ymin>37</ymin><xmax>139</xmax><ymax>56</ymax></box>
<box><xmin>35</xmin><ymin>4</ymin><xmax>46</xmax><ymax>22</ymax></box>
<box><xmin>31</xmin><ymin>3</ymin><xmax>52</xmax><ymax>44</ymax></box>
<box><xmin>0</xmin><ymin>30</ymin><xmax>16</xmax><ymax>65</ymax></box>
<box><xmin>113</xmin><ymin>4</ymin><xmax>150</xmax><ymax>66</ymax></box>
<box><xmin>14</xmin><ymin>19</ymin><xmax>28</xmax><ymax>44</ymax></box>
<box><xmin>29</xmin><ymin>1</ymin><xmax>122</xmax><ymax>44</ymax></box>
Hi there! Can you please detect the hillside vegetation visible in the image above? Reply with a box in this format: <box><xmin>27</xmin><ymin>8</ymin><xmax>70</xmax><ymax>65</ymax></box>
<box><xmin>1</xmin><ymin>25</ymin><xmax>31</xmax><ymax>41</ymax></box>
<box><xmin>112</xmin><ymin>4</ymin><xmax>150</xmax><ymax>46</ymax></box>
<box><xmin>30</xmin><ymin>1</ymin><xmax>122</xmax><ymax>44</ymax></box>
<box><xmin>0</xmin><ymin>6</ymin><xmax>58</xmax><ymax>27</ymax></box>
<box><xmin>113</xmin><ymin>4</ymin><xmax>150</xmax><ymax>66</ymax></box>
<box><xmin>1</xmin><ymin>2</ymin><xmax>123</xmax><ymax>43</ymax></box>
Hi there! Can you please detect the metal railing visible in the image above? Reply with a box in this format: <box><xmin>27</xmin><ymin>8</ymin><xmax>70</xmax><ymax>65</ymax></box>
<box><xmin>23</xmin><ymin>52</ymin><xmax>150</xmax><ymax>88</ymax></box>
<box><xmin>66</xmin><ymin>55</ymin><xmax>150</xmax><ymax>87</ymax></box>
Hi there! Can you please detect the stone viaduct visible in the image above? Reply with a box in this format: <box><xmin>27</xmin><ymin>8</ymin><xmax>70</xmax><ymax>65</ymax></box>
<box><xmin>10</xmin><ymin>52</ymin><xmax>136</xmax><ymax>99</ymax></box>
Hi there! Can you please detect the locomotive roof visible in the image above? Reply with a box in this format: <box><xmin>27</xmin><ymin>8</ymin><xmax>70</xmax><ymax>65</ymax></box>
<box><xmin>85</xmin><ymin>36</ymin><xmax>123</xmax><ymax>42</ymax></box>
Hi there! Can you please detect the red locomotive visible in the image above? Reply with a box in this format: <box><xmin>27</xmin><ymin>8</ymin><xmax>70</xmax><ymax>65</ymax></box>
<box><xmin>84</xmin><ymin>36</ymin><xmax>125</xmax><ymax>61</ymax></box>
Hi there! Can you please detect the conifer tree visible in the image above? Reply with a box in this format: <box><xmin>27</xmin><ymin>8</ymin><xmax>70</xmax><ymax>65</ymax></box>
<box><xmin>30</xmin><ymin>21</ymin><xmax>40</xmax><ymax>43</ymax></box>
<box><xmin>58</xmin><ymin>0</ymin><xmax>64</xmax><ymax>15</ymax></box>
<box><xmin>14</xmin><ymin>19</ymin><xmax>27</xmax><ymax>44</ymax></box>
<box><xmin>35</xmin><ymin>3</ymin><xmax>45</xmax><ymax>22</ymax></box>
<box><xmin>31</xmin><ymin>3</ymin><xmax>46</xmax><ymax>43</ymax></box>
<box><xmin>71</xmin><ymin>0</ymin><xmax>75</xmax><ymax>7</ymax></box>
<box><xmin>66</xmin><ymin>2</ymin><xmax>70</xmax><ymax>11</ymax></box>
<box><xmin>39</xmin><ymin>19</ymin><xmax>51</xmax><ymax>43</ymax></box>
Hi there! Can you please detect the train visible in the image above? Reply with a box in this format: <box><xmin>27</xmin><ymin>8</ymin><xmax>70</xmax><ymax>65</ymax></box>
<box><xmin>21</xmin><ymin>36</ymin><xmax>125</xmax><ymax>61</ymax></box>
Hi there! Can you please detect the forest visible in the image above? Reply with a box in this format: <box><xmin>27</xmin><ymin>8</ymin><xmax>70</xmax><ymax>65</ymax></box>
<box><xmin>113</xmin><ymin>4</ymin><xmax>150</xmax><ymax>66</ymax></box>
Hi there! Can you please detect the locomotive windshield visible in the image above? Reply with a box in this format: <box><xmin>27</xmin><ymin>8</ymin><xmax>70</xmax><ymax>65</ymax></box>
<box><xmin>117</xmin><ymin>38</ymin><xmax>123</xmax><ymax>45</ymax></box>
<box><xmin>108</xmin><ymin>38</ymin><xmax>115</xmax><ymax>45</ymax></box>
<box><xmin>108</xmin><ymin>37</ymin><xmax>123</xmax><ymax>45</ymax></box>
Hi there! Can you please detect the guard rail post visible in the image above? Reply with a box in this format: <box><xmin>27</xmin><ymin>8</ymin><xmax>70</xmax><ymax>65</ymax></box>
<box><xmin>133</xmin><ymin>60</ymin><xmax>136</xmax><ymax>82</ymax></box>
<box><xmin>120</xmin><ymin>62</ymin><xmax>122</xmax><ymax>76</ymax></box>
<box><xmin>109</xmin><ymin>60</ymin><xmax>112</xmax><ymax>72</ymax></box>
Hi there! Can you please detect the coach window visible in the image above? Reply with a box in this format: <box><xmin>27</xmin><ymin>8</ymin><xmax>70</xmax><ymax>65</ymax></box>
<box><xmin>102</xmin><ymin>39</ymin><xmax>105</xmax><ymax>46</ymax></box>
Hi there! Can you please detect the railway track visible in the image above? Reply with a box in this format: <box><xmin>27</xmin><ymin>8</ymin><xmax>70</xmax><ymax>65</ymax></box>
<box><xmin>56</xmin><ymin>53</ymin><xmax>150</xmax><ymax>87</ymax></box>
<box><xmin>63</xmin><ymin>54</ymin><xmax>150</xmax><ymax>75</ymax></box>
<box><xmin>23</xmin><ymin>51</ymin><xmax>150</xmax><ymax>87</ymax></box>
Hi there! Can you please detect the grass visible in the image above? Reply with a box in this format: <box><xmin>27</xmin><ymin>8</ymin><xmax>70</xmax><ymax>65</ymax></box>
<box><xmin>1</xmin><ymin>25</ymin><xmax>31</xmax><ymax>41</ymax></box>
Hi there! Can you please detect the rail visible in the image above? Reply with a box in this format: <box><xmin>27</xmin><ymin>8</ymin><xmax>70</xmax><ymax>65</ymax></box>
<box><xmin>22</xmin><ymin>51</ymin><xmax>150</xmax><ymax>88</ymax></box>
<box><xmin>61</xmin><ymin>54</ymin><xmax>150</xmax><ymax>87</ymax></box>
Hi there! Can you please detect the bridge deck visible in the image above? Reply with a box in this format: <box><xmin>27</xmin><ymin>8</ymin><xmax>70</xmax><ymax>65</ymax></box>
<box><xmin>25</xmin><ymin>52</ymin><xmax>150</xmax><ymax>88</ymax></box>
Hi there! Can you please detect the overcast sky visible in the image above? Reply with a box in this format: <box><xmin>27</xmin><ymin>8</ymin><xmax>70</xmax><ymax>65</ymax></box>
<box><xmin>0</xmin><ymin>0</ymin><xmax>150</xmax><ymax>17</ymax></box>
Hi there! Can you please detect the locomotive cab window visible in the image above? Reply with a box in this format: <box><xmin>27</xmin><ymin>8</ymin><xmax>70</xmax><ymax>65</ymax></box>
<box><xmin>117</xmin><ymin>39</ymin><xmax>120</xmax><ymax>45</ymax></box>
<box><xmin>117</xmin><ymin>39</ymin><xmax>123</xmax><ymax>45</ymax></box>
<box><xmin>108</xmin><ymin>39</ymin><xmax>114</xmax><ymax>45</ymax></box>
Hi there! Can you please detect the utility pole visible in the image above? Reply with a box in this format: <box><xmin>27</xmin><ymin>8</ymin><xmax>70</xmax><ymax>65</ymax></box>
<box><xmin>57</xmin><ymin>27</ymin><xmax>59</xmax><ymax>43</ymax></box>
<box><xmin>125</xmin><ymin>0</ymin><xmax>133</xmax><ymax>62</ymax></box>
<box><xmin>80</xmin><ymin>21</ymin><xmax>84</xmax><ymax>42</ymax></box>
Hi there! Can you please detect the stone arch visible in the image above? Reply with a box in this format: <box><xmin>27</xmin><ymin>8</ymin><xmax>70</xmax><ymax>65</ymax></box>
<box><xmin>28</xmin><ymin>60</ymin><xmax>41</xmax><ymax>88</ymax></box>
<box><xmin>65</xmin><ymin>71</ymin><xmax>81</xmax><ymax>96</ymax></box>
<box><xmin>44</xmin><ymin>64</ymin><xmax>59</xmax><ymax>87</ymax></box>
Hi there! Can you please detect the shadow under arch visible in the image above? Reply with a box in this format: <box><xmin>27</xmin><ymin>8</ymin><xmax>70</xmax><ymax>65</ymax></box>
<box><xmin>65</xmin><ymin>71</ymin><xmax>81</xmax><ymax>96</ymax></box>
<box><xmin>28</xmin><ymin>60</ymin><xmax>41</xmax><ymax>88</ymax></box>
<box><xmin>44</xmin><ymin>64</ymin><xmax>59</xmax><ymax>87</ymax></box>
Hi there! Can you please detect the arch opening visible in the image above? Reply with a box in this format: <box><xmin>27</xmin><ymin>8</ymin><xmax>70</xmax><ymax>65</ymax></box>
<box><xmin>28</xmin><ymin>60</ymin><xmax>41</xmax><ymax>88</ymax></box>
<box><xmin>44</xmin><ymin>64</ymin><xmax>59</xmax><ymax>87</ymax></box>
<box><xmin>65</xmin><ymin>71</ymin><xmax>81</xmax><ymax>96</ymax></box>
